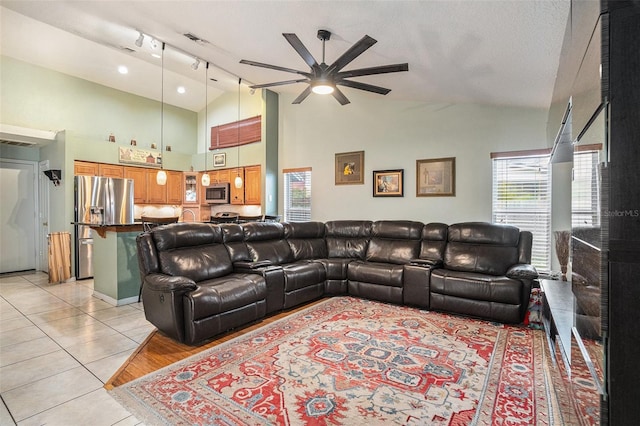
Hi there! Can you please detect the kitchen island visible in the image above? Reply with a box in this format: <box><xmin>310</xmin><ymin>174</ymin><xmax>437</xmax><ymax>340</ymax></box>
<box><xmin>77</xmin><ymin>223</ymin><xmax>143</xmax><ymax>305</ymax></box>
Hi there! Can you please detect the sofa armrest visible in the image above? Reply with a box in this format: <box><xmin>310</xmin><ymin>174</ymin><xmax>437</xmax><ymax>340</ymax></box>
<box><xmin>144</xmin><ymin>273</ymin><xmax>197</xmax><ymax>293</ymax></box>
<box><xmin>409</xmin><ymin>258</ymin><xmax>443</xmax><ymax>269</ymax></box>
<box><xmin>233</xmin><ymin>260</ymin><xmax>274</xmax><ymax>270</ymax></box>
<box><xmin>506</xmin><ymin>264</ymin><xmax>539</xmax><ymax>281</ymax></box>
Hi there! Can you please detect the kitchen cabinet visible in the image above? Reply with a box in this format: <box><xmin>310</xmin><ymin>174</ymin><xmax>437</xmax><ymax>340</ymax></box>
<box><xmin>98</xmin><ymin>163</ymin><xmax>124</xmax><ymax>178</ymax></box>
<box><xmin>74</xmin><ymin>161</ymin><xmax>99</xmax><ymax>176</ymax></box>
<box><xmin>183</xmin><ymin>173</ymin><xmax>199</xmax><ymax>204</ymax></box>
<box><xmin>123</xmin><ymin>166</ymin><xmax>147</xmax><ymax>204</ymax></box>
<box><xmin>243</xmin><ymin>165</ymin><xmax>261</xmax><ymax>205</ymax></box>
<box><xmin>199</xmin><ymin>206</ymin><xmax>211</xmax><ymax>222</ymax></box>
<box><xmin>212</xmin><ymin>169</ymin><xmax>230</xmax><ymax>184</ymax></box>
<box><xmin>166</xmin><ymin>171</ymin><xmax>183</xmax><ymax>204</ymax></box>
<box><xmin>229</xmin><ymin>168</ymin><xmax>244</xmax><ymax>205</ymax></box>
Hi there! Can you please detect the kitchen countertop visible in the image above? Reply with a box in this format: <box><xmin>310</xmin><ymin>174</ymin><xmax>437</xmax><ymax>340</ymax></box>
<box><xmin>72</xmin><ymin>222</ymin><xmax>143</xmax><ymax>238</ymax></box>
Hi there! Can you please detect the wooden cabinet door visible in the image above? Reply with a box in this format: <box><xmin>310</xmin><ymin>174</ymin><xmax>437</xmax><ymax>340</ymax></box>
<box><xmin>229</xmin><ymin>168</ymin><xmax>245</xmax><ymax>205</ymax></box>
<box><xmin>167</xmin><ymin>171</ymin><xmax>183</xmax><ymax>204</ymax></box>
<box><xmin>146</xmin><ymin>170</ymin><xmax>167</xmax><ymax>204</ymax></box>
<box><xmin>244</xmin><ymin>165</ymin><xmax>261</xmax><ymax>205</ymax></box>
<box><xmin>214</xmin><ymin>168</ymin><xmax>230</xmax><ymax>183</ymax></box>
<box><xmin>199</xmin><ymin>206</ymin><xmax>211</xmax><ymax>222</ymax></box>
<box><xmin>98</xmin><ymin>163</ymin><xmax>124</xmax><ymax>178</ymax></box>
<box><xmin>74</xmin><ymin>161</ymin><xmax>99</xmax><ymax>176</ymax></box>
<box><xmin>123</xmin><ymin>166</ymin><xmax>147</xmax><ymax>204</ymax></box>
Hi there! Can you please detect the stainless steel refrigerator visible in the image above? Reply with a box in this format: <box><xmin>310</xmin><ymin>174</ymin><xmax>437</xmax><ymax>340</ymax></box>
<box><xmin>74</xmin><ymin>176</ymin><xmax>134</xmax><ymax>279</ymax></box>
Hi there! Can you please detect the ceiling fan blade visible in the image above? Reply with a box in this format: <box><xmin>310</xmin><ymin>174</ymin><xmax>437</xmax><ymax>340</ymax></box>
<box><xmin>326</xmin><ymin>35</ymin><xmax>377</xmax><ymax>74</ymax></box>
<box><xmin>292</xmin><ymin>86</ymin><xmax>313</xmax><ymax>104</ymax></box>
<box><xmin>336</xmin><ymin>79</ymin><xmax>391</xmax><ymax>95</ymax></box>
<box><xmin>249</xmin><ymin>79</ymin><xmax>309</xmax><ymax>89</ymax></box>
<box><xmin>336</xmin><ymin>63</ymin><xmax>409</xmax><ymax>79</ymax></box>
<box><xmin>239</xmin><ymin>59</ymin><xmax>310</xmax><ymax>77</ymax></box>
<box><xmin>331</xmin><ymin>87</ymin><xmax>351</xmax><ymax>105</ymax></box>
<box><xmin>283</xmin><ymin>33</ymin><xmax>320</xmax><ymax>71</ymax></box>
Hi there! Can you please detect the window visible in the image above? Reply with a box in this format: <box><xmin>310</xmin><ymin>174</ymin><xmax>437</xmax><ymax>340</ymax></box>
<box><xmin>572</xmin><ymin>149</ymin><xmax>600</xmax><ymax>227</ymax></box>
<box><xmin>283</xmin><ymin>167</ymin><xmax>311</xmax><ymax>222</ymax></box>
<box><xmin>492</xmin><ymin>150</ymin><xmax>551</xmax><ymax>271</ymax></box>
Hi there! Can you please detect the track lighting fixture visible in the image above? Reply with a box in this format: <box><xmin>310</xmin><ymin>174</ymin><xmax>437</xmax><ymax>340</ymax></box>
<box><xmin>135</xmin><ymin>31</ymin><xmax>144</xmax><ymax>48</ymax></box>
<box><xmin>191</xmin><ymin>58</ymin><xmax>200</xmax><ymax>71</ymax></box>
<box><xmin>150</xmin><ymin>38</ymin><xmax>158</xmax><ymax>49</ymax></box>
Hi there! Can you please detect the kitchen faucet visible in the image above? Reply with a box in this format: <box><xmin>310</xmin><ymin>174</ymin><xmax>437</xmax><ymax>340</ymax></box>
<box><xmin>181</xmin><ymin>209</ymin><xmax>196</xmax><ymax>222</ymax></box>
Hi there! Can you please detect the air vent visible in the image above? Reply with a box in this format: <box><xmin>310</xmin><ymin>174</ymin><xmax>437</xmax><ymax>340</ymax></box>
<box><xmin>0</xmin><ymin>124</ymin><xmax>57</xmax><ymax>148</ymax></box>
<box><xmin>0</xmin><ymin>139</ymin><xmax>36</xmax><ymax>147</ymax></box>
<box><xmin>183</xmin><ymin>33</ymin><xmax>209</xmax><ymax>45</ymax></box>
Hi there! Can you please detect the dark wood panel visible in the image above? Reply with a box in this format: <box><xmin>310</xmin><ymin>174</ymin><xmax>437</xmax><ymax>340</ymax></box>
<box><xmin>210</xmin><ymin>116</ymin><xmax>261</xmax><ymax>149</ymax></box>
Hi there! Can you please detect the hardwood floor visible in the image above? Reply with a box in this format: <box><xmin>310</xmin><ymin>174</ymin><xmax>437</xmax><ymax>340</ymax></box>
<box><xmin>104</xmin><ymin>299</ymin><xmax>325</xmax><ymax>390</ymax></box>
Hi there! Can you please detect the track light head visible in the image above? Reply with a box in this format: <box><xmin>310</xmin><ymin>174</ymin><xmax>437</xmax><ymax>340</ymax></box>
<box><xmin>135</xmin><ymin>32</ymin><xmax>144</xmax><ymax>48</ymax></box>
<box><xmin>150</xmin><ymin>38</ymin><xmax>158</xmax><ymax>49</ymax></box>
<box><xmin>191</xmin><ymin>58</ymin><xmax>200</xmax><ymax>70</ymax></box>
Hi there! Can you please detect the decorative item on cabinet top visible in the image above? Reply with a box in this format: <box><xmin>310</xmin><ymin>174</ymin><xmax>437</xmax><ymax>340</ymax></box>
<box><xmin>118</xmin><ymin>147</ymin><xmax>162</xmax><ymax>168</ymax></box>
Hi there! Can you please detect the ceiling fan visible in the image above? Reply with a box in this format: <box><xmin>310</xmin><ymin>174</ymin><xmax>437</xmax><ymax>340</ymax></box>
<box><xmin>239</xmin><ymin>30</ymin><xmax>409</xmax><ymax>105</ymax></box>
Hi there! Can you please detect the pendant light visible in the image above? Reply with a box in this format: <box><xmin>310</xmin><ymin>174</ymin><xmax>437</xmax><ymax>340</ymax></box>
<box><xmin>201</xmin><ymin>62</ymin><xmax>211</xmax><ymax>187</ymax></box>
<box><xmin>234</xmin><ymin>77</ymin><xmax>243</xmax><ymax>189</ymax></box>
<box><xmin>156</xmin><ymin>42</ymin><xmax>167</xmax><ymax>186</ymax></box>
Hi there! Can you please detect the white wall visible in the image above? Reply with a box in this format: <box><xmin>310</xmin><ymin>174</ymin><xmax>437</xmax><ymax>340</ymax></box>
<box><xmin>279</xmin><ymin>90</ymin><xmax>549</xmax><ymax>223</ymax></box>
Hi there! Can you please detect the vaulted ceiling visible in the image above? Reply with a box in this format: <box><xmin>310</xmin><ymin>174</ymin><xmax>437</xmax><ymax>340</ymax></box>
<box><xmin>0</xmin><ymin>1</ymin><xmax>570</xmax><ymax>112</ymax></box>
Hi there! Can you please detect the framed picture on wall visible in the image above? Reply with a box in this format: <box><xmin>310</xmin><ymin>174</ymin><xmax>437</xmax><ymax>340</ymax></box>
<box><xmin>416</xmin><ymin>157</ymin><xmax>456</xmax><ymax>196</ymax></box>
<box><xmin>213</xmin><ymin>153</ymin><xmax>226</xmax><ymax>167</ymax></box>
<box><xmin>373</xmin><ymin>169</ymin><xmax>404</xmax><ymax>197</ymax></box>
<box><xmin>335</xmin><ymin>150</ymin><xmax>365</xmax><ymax>185</ymax></box>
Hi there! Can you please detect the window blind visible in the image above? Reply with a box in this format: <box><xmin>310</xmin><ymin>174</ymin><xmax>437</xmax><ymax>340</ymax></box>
<box><xmin>572</xmin><ymin>150</ymin><xmax>600</xmax><ymax>227</ymax></box>
<box><xmin>284</xmin><ymin>168</ymin><xmax>311</xmax><ymax>222</ymax></box>
<box><xmin>492</xmin><ymin>154</ymin><xmax>551</xmax><ymax>271</ymax></box>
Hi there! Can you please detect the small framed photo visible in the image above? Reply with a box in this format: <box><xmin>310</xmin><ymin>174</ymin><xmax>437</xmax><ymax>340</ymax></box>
<box><xmin>213</xmin><ymin>153</ymin><xmax>226</xmax><ymax>167</ymax></box>
<box><xmin>335</xmin><ymin>150</ymin><xmax>365</xmax><ymax>185</ymax></box>
<box><xmin>373</xmin><ymin>169</ymin><xmax>404</xmax><ymax>197</ymax></box>
<box><xmin>416</xmin><ymin>157</ymin><xmax>456</xmax><ymax>196</ymax></box>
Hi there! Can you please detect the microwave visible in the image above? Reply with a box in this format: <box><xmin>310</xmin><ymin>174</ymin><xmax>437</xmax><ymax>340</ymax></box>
<box><xmin>205</xmin><ymin>183</ymin><xmax>230</xmax><ymax>204</ymax></box>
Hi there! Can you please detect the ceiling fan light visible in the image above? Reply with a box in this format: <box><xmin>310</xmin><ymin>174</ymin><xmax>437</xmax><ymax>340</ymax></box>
<box><xmin>312</xmin><ymin>83</ymin><xmax>334</xmax><ymax>95</ymax></box>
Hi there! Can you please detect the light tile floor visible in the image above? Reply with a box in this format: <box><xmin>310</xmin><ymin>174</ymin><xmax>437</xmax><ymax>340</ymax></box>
<box><xmin>0</xmin><ymin>271</ymin><xmax>153</xmax><ymax>425</ymax></box>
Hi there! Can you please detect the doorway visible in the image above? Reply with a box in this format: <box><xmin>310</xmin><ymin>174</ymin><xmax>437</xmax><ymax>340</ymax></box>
<box><xmin>0</xmin><ymin>159</ymin><xmax>38</xmax><ymax>273</ymax></box>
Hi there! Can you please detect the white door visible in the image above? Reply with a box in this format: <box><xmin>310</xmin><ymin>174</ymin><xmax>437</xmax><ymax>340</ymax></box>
<box><xmin>38</xmin><ymin>160</ymin><xmax>50</xmax><ymax>272</ymax></box>
<box><xmin>0</xmin><ymin>159</ymin><xmax>38</xmax><ymax>273</ymax></box>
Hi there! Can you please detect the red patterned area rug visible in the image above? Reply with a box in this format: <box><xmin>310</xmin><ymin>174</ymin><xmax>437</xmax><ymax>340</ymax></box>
<box><xmin>110</xmin><ymin>297</ymin><xmax>556</xmax><ymax>425</ymax></box>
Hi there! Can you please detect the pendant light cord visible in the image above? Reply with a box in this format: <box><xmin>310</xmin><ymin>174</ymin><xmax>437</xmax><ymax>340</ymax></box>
<box><xmin>161</xmin><ymin>42</ymin><xmax>165</xmax><ymax>167</ymax></box>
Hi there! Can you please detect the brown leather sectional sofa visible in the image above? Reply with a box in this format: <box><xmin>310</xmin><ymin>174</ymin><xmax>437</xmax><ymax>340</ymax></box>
<box><xmin>136</xmin><ymin>220</ymin><xmax>537</xmax><ymax>345</ymax></box>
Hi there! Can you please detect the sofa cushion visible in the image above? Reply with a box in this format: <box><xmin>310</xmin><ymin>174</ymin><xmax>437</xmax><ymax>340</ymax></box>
<box><xmin>444</xmin><ymin>222</ymin><xmax>520</xmax><ymax>275</ymax></box>
<box><xmin>283</xmin><ymin>261</ymin><xmax>326</xmax><ymax>292</ymax></box>
<box><xmin>159</xmin><ymin>244</ymin><xmax>233</xmax><ymax>282</ymax></box>
<box><xmin>366</xmin><ymin>221</ymin><xmax>422</xmax><ymax>264</ymax></box>
<box><xmin>347</xmin><ymin>260</ymin><xmax>404</xmax><ymax>287</ymax></box>
<box><xmin>430</xmin><ymin>269</ymin><xmax>523</xmax><ymax>305</ymax></box>
<box><xmin>243</xmin><ymin>222</ymin><xmax>294</xmax><ymax>264</ymax></box>
<box><xmin>153</xmin><ymin>222</ymin><xmax>222</xmax><ymax>251</ymax></box>
<box><xmin>325</xmin><ymin>220</ymin><xmax>372</xmax><ymax>259</ymax></box>
<box><xmin>185</xmin><ymin>274</ymin><xmax>266</xmax><ymax>320</ymax></box>
<box><xmin>284</xmin><ymin>222</ymin><xmax>327</xmax><ymax>260</ymax></box>
<box><xmin>419</xmin><ymin>222</ymin><xmax>448</xmax><ymax>262</ymax></box>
